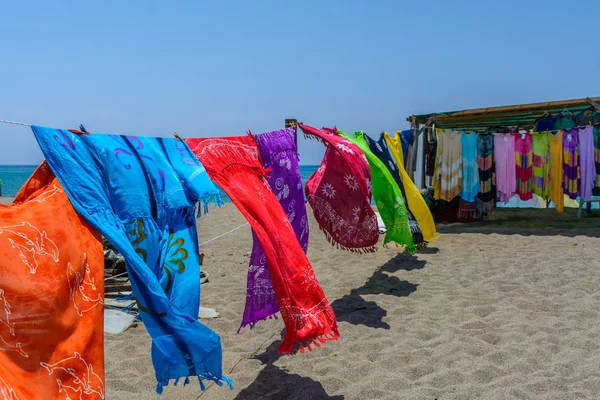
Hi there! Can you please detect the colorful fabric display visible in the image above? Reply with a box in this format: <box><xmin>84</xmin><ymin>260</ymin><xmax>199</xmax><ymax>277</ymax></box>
<box><xmin>532</xmin><ymin>132</ymin><xmax>551</xmax><ymax>199</ymax></box>
<box><xmin>363</xmin><ymin>132</ymin><xmax>424</xmax><ymax>248</ymax></box>
<box><xmin>32</xmin><ymin>126</ymin><xmax>229</xmax><ymax>394</ymax></box>
<box><xmin>383</xmin><ymin>132</ymin><xmax>438</xmax><ymax>243</ymax></box>
<box><xmin>340</xmin><ymin>130</ymin><xmax>415</xmax><ymax>252</ymax></box>
<box><xmin>186</xmin><ymin>135</ymin><xmax>339</xmax><ymax>354</ymax></box>
<box><xmin>476</xmin><ymin>134</ymin><xmax>495</xmax><ymax>217</ymax></box>
<box><xmin>0</xmin><ymin>162</ymin><xmax>105</xmax><ymax>400</ymax></box>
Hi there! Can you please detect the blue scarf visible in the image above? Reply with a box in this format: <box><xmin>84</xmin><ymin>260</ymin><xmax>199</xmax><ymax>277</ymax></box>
<box><xmin>401</xmin><ymin>129</ymin><xmax>414</xmax><ymax>163</ymax></box>
<box><xmin>31</xmin><ymin>126</ymin><xmax>232</xmax><ymax>394</ymax></box>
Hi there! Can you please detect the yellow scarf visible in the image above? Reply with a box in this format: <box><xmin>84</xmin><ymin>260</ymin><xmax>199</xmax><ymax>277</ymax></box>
<box><xmin>384</xmin><ymin>132</ymin><xmax>438</xmax><ymax>242</ymax></box>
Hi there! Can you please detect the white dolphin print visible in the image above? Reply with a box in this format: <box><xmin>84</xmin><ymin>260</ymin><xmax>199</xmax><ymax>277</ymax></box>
<box><xmin>30</xmin><ymin>184</ymin><xmax>63</xmax><ymax>203</ymax></box>
<box><xmin>0</xmin><ymin>289</ymin><xmax>28</xmax><ymax>358</ymax></box>
<box><xmin>0</xmin><ymin>374</ymin><xmax>20</xmax><ymax>400</ymax></box>
<box><xmin>68</xmin><ymin>254</ymin><xmax>104</xmax><ymax>317</ymax></box>
<box><xmin>40</xmin><ymin>352</ymin><xmax>105</xmax><ymax>400</ymax></box>
<box><xmin>0</xmin><ymin>222</ymin><xmax>59</xmax><ymax>274</ymax></box>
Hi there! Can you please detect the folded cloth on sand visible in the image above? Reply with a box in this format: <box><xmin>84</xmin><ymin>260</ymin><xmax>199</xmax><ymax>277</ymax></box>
<box><xmin>384</xmin><ymin>132</ymin><xmax>438</xmax><ymax>243</ymax></box>
<box><xmin>340</xmin><ymin>130</ymin><xmax>415</xmax><ymax>252</ymax></box>
<box><xmin>239</xmin><ymin>127</ymin><xmax>310</xmax><ymax>331</ymax></box>
<box><xmin>299</xmin><ymin>123</ymin><xmax>379</xmax><ymax>252</ymax></box>
<box><xmin>363</xmin><ymin>132</ymin><xmax>425</xmax><ymax>248</ymax></box>
<box><xmin>32</xmin><ymin>126</ymin><xmax>229</xmax><ymax>394</ymax></box>
<box><xmin>0</xmin><ymin>162</ymin><xmax>105</xmax><ymax>399</ymax></box>
<box><xmin>186</xmin><ymin>135</ymin><xmax>339</xmax><ymax>354</ymax></box>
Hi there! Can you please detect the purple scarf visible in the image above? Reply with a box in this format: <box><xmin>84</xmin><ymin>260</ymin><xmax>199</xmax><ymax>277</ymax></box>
<box><xmin>239</xmin><ymin>128</ymin><xmax>309</xmax><ymax>331</ymax></box>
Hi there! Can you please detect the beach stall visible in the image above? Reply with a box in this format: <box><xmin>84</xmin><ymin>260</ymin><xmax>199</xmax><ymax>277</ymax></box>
<box><xmin>405</xmin><ymin>96</ymin><xmax>600</xmax><ymax>219</ymax></box>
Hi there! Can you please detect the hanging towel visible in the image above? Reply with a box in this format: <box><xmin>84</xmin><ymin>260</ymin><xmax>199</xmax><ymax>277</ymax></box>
<box><xmin>298</xmin><ymin>123</ymin><xmax>379</xmax><ymax>252</ymax></box>
<box><xmin>340</xmin><ymin>130</ymin><xmax>415</xmax><ymax>252</ymax></box>
<box><xmin>476</xmin><ymin>134</ymin><xmax>496</xmax><ymax>218</ymax></box>
<box><xmin>436</xmin><ymin>130</ymin><xmax>463</xmax><ymax>201</ymax></box>
<box><xmin>460</xmin><ymin>132</ymin><xmax>480</xmax><ymax>202</ymax></box>
<box><xmin>384</xmin><ymin>132</ymin><xmax>438</xmax><ymax>243</ymax></box>
<box><xmin>515</xmin><ymin>133</ymin><xmax>534</xmax><ymax>201</ymax></box>
<box><xmin>532</xmin><ymin>132</ymin><xmax>551</xmax><ymax>200</ymax></box>
<box><xmin>432</xmin><ymin>129</ymin><xmax>444</xmax><ymax>200</ymax></box>
<box><xmin>549</xmin><ymin>130</ymin><xmax>565</xmax><ymax>213</ymax></box>
<box><xmin>578</xmin><ymin>126</ymin><xmax>595</xmax><ymax>202</ymax></box>
<box><xmin>31</xmin><ymin>126</ymin><xmax>229</xmax><ymax>394</ymax></box>
<box><xmin>239</xmin><ymin>128</ymin><xmax>309</xmax><ymax>331</ymax></box>
<box><xmin>0</xmin><ymin>162</ymin><xmax>105</xmax><ymax>400</ymax></box>
<box><xmin>363</xmin><ymin>132</ymin><xmax>425</xmax><ymax>248</ymax></box>
<box><xmin>562</xmin><ymin>128</ymin><xmax>580</xmax><ymax>200</ymax></box>
<box><xmin>400</xmin><ymin>129</ymin><xmax>413</xmax><ymax>165</ymax></box>
<box><xmin>186</xmin><ymin>135</ymin><xmax>339</xmax><ymax>354</ymax></box>
<box><xmin>494</xmin><ymin>133</ymin><xmax>516</xmax><ymax>202</ymax></box>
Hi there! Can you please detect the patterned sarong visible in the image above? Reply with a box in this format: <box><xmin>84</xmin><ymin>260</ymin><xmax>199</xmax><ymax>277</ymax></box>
<box><xmin>186</xmin><ymin>135</ymin><xmax>339</xmax><ymax>354</ymax></box>
<box><xmin>532</xmin><ymin>132</ymin><xmax>550</xmax><ymax>199</ymax></box>
<box><xmin>239</xmin><ymin>128</ymin><xmax>309</xmax><ymax>331</ymax></box>
<box><xmin>299</xmin><ymin>123</ymin><xmax>379</xmax><ymax>252</ymax></box>
<box><xmin>515</xmin><ymin>133</ymin><xmax>533</xmax><ymax>201</ymax></box>
<box><xmin>0</xmin><ymin>162</ymin><xmax>104</xmax><ymax>399</ymax></box>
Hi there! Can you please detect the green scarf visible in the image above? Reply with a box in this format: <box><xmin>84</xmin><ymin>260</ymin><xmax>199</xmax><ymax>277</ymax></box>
<box><xmin>340</xmin><ymin>130</ymin><xmax>415</xmax><ymax>253</ymax></box>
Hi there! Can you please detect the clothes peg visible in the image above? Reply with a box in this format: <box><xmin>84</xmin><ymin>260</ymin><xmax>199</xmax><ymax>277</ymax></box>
<box><xmin>173</xmin><ymin>132</ymin><xmax>184</xmax><ymax>142</ymax></box>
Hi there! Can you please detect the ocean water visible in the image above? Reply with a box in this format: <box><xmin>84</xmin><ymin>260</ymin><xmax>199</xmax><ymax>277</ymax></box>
<box><xmin>0</xmin><ymin>165</ymin><xmax>319</xmax><ymax>200</ymax></box>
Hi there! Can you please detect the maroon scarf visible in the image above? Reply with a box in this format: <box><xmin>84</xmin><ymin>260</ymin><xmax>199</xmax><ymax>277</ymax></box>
<box><xmin>299</xmin><ymin>123</ymin><xmax>379</xmax><ymax>252</ymax></box>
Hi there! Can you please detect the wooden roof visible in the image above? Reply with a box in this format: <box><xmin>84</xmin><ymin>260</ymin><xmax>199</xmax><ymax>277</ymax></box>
<box><xmin>408</xmin><ymin>96</ymin><xmax>600</xmax><ymax>131</ymax></box>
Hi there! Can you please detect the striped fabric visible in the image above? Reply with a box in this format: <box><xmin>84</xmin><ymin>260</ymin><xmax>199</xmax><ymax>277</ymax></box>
<box><xmin>562</xmin><ymin>128</ymin><xmax>580</xmax><ymax>200</ymax></box>
<box><xmin>476</xmin><ymin>135</ymin><xmax>495</xmax><ymax>217</ymax></box>
<box><xmin>515</xmin><ymin>133</ymin><xmax>533</xmax><ymax>201</ymax></box>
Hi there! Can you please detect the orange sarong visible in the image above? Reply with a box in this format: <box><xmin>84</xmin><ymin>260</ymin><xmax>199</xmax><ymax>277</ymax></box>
<box><xmin>0</xmin><ymin>162</ymin><xmax>104</xmax><ymax>399</ymax></box>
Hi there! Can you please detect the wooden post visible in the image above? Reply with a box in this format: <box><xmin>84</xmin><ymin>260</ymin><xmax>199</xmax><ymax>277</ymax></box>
<box><xmin>285</xmin><ymin>118</ymin><xmax>298</xmax><ymax>148</ymax></box>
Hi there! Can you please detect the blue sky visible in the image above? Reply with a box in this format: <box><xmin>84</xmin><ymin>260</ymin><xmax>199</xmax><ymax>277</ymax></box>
<box><xmin>1</xmin><ymin>0</ymin><xmax>599</xmax><ymax>165</ymax></box>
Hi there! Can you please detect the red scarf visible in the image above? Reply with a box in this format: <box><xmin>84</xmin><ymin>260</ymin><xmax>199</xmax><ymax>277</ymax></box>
<box><xmin>299</xmin><ymin>123</ymin><xmax>379</xmax><ymax>253</ymax></box>
<box><xmin>186</xmin><ymin>136</ymin><xmax>339</xmax><ymax>353</ymax></box>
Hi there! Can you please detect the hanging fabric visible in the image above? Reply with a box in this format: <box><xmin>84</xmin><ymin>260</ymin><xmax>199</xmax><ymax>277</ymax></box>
<box><xmin>363</xmin><ymin>132</ymin><xmax>425</xmax><ymax>248</ymax></box>
<box><xmin>424</xmin><ymin>127</ymin><xmax>437</xmax><ymax>178</ymax></box>
<box><xmin>593</xmin><ymin>126</ymin><xmax>600</xmax><ymax>196</ymax></box>
<box><xmin>460</xmin><ymin>132</ymin><xmax>480</xmax><ymax>203</ymax></box>
<box><xmin>432</xmin><ymin>129</ymin><xmax>444</xmax><ymax>200</ymax></box>
<box><xmin>32</xmin><ymin>127</ymin><xmax>229</xmax><ymax>394</ymax></box>
<box><xmin>435</xmin><ymin>130</ymin><xmax>462</xmax><ymax>201</ymax></box>
<box><xmin>578</xmin><ymin>125</ymin><xmax>595</xmax><ymax>202</ymax></box>
<box><xmin>401</xmin><ymin>130</ymin><xmax>416</xmax><ymax>179</ymax></box>
<box><xmin>532</xmin><ymin>132</ymin><xmax>551</xmax><ymax>200</ymax></box>
<box><xmin>549</xmin><ymin>131</ymin><xmax>565</xmax><ymax>213</ymax></box>
<box><xmin>340</xmin><ymin>130</ymin><xmax>415</xmax><ymax>252</ymax></box>
<box><xmin>186</xmin><ymin>135</ymin><xmax>339</xmax><ymax>354</ymax></box>
<box><xmin>298</xmin><ymin>123</ymin><xmax>379</xmax><ymax>253</ymax></box>
<box><xmin>239</xmin><ymin>128</ymin><xmax>309</xmax><ymax>331</ymax></box>
<box><xmin>562</xmin><ymin>128</ymin><xmax>580</xmax><ymax>200</ymax></box>
<box><xmin>476</xmin><ymin>134</ymin><xmax>496</xmax><ymax>218</ymax></box>
<box><xmin>384</xmin><ymin>132</ymin><xmax>438</xmax><ymax>243</ymax></box>
<box><xmin>515</xmin><ymin>133</ymin><xmax>534</xmax><ymax>201</ymax></box>
<box><xmin>494</xmin><ymin>133</ymin><xmax>516</xmax><ymax>202</ymax></box>
<box><xmin>0</xmin><ymin>162</ymin><xmax>105</xmax><ymax>400</ymax></box>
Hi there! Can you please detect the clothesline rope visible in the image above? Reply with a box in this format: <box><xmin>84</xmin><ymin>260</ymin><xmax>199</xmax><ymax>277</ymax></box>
<box><xmin>199</xmin><ymin>222</ymin><xmax>249</xmax><ymax>246</ymax></box>
<box><xmin>0</xmin><ymin>119</ymin><xmax>31</xmax><ymax>127</ymax></box>
<box><xmin>104</xmin><ymin>222</ymin><xmax>249</xmax><ymax>282</ymax></box>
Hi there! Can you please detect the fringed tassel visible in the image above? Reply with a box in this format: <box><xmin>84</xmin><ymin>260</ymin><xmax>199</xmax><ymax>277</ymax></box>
<box><xmin>318</xmin><ymin>224</ymin><xmax>378</xmax><ymax>254</ymax></box>
<box><xmin>155</xmin><ymin>373</ymin><xmax>233</xmax><ymax>395</ymax></box>
<box><xmin>237</xmin><ymin>311</ymin><xmax>278</xmax><ymax>334</ymax></box>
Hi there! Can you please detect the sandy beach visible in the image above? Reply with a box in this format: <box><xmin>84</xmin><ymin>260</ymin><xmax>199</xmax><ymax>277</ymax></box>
<box><xmin>100</xmin><ymin>203</ymin><xmax>600</xmax><ymax>399</ymax></box>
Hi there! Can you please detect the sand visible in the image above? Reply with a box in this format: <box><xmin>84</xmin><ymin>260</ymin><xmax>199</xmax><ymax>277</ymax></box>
<box><xmin>102</xmin><ymin>204</ymin><xmax>600</xmax><ymax>399</ymax></box>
